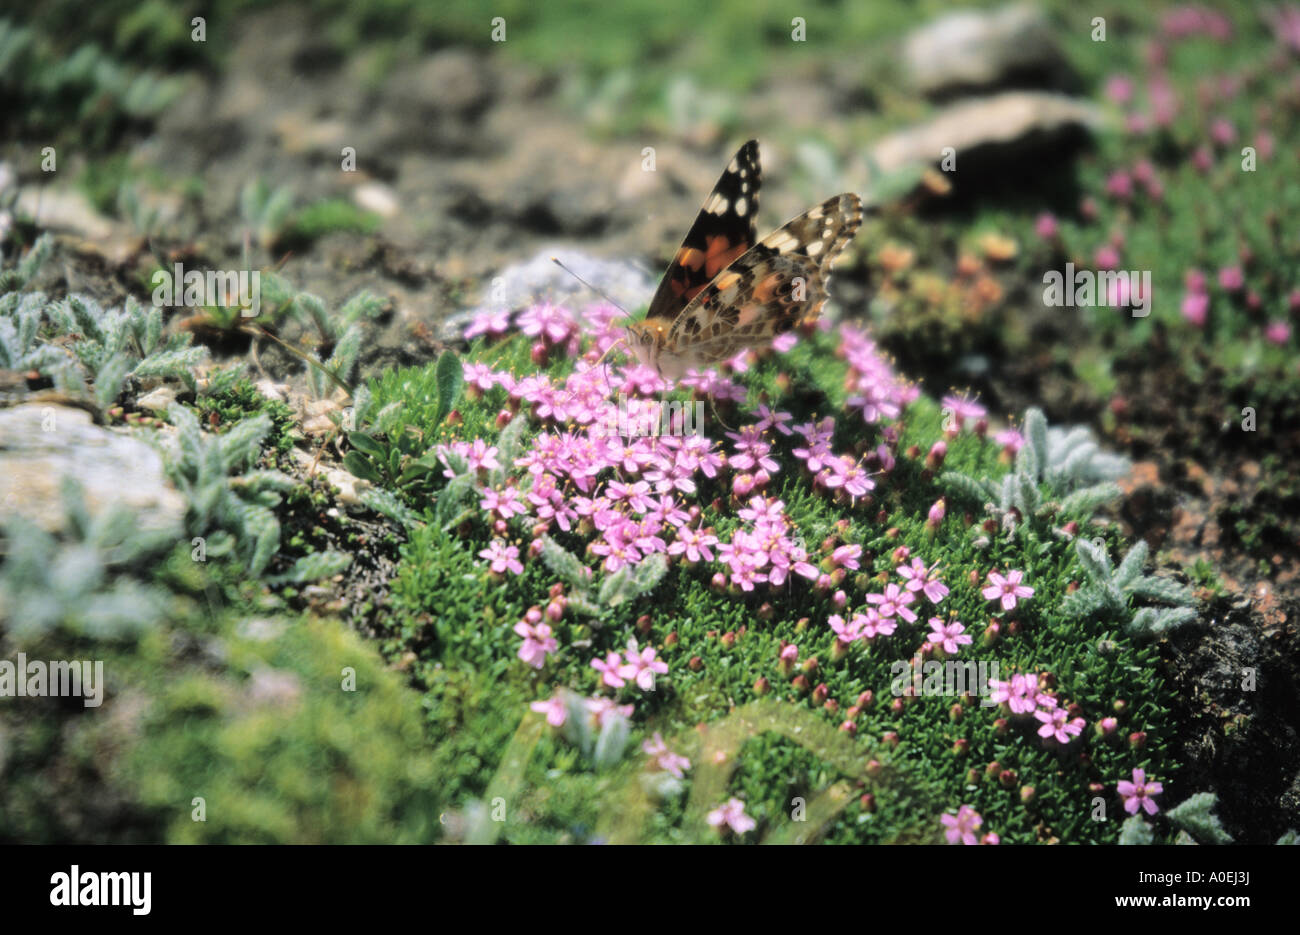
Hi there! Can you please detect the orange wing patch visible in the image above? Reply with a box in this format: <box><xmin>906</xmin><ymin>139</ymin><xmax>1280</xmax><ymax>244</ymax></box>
<box><xmin>704</xmin><ymin>236</ymin><xmax>747</xmax><ymax>278</ymax></box>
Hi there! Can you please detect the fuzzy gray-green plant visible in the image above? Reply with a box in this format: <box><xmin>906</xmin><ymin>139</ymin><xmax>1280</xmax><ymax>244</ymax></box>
<box><xmin>161</xmin><ymin>404</ymin><xmax>294</xmax><ymax>576</ymax></box>
<box><xmin>0</xmin><ymin>232</ymin><xmax>53</xmax><ymax>291</ymax></box>
<box><xmin>1165</xmin><ymin>792</ymin><xmax>1234</xmax><ymax>844</ymax></box>
<box><xmin>941</xmin><ymin>407</ymin><xmax>1127</xmax><ymax>537</ymax></box>
<box><xmin>0</xmin><ymin>477</ymin><xmax>172</xmax><ymax>642</ymax></box>
<box><xmin>240</xmin><ymin>178</ymin><xmax>295</xmax><ymax>248</ymax></box>
<box><xmin>1061</xmin><ymin>539</ymin><xmax>1198</xmax><ymax>639</ymax></box>
<box><xmin>0</xmin><ymin>291</ymin><xmax>207</xmax><ymax>405</ymax></box>
<box><xmin>537</xmin><ymin>534</ymin><xmax>667</xmax><ymax>620</ymax></box>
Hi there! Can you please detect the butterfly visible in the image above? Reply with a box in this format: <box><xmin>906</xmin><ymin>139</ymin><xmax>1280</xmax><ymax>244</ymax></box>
<box><xmin>626</xmin><ymin>140</ymin><xmax>863</xmax><ymax>382</ymax></box>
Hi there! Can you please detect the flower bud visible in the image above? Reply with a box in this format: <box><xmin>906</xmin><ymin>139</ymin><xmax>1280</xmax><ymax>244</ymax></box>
<box><xmin>545</xmin><ymin>600</ymin><xmax>565</xmax><ymax>622</ymax></box>
<box><xmin>949</xmin><ymin>703</ymin><xmax>964</xmax><ymax>723</ymax></box>
<box><xmin>831</xmin><ymin>638</ymin><xmax>851</xmax><ymax>663</ymax></box>
<box><xmin>890</xmin><ymin>697</ymin><xmax>905</xmax><ymax>715</ymax></box>
<box><xmin>926</xmin><ymin>442</ymin><xmax>947</xmax><ymax>470</ymax></box>
<box><xmin>891</xmin><ymin>545</ymin><xmax>910</xmax><ymax>565</ymax></box>
<box><xmin>905</xmin><ymin>444</ymin><xmax>921</xmax><ymax>459</ymax></box>
<box><xmin>857</xmin><ymin>690</ymin><xmax>874</xmax><ymax>709</ymax></box>
<box><xmin>831</xmin><ymin>589</ymin><xmax>847</xmax><ymax>609</ymax></box>
<box><xmin>801</xmin><ymin>657</ymin><xmax>820</xmax><ymax>677</ymax></box>
<box><xmin>710</xmin><ymin>572</ymin><xmax>727</xmax><ymax>592</ymax></box>
<box><xmin>966</xmin><ymin>768</ymin><xmax>981</xmax><ymax>785</ymax></box>
<box><xmin>758</xmin><ymin>602</ymin><xmax>774</xmax><ymax>621</ymax></box>
<box><xmin>952</xmin><ymin>738</ymin><xmax>969</xmax><ymax>756</ymax></box>
<box><xmin>778</xmin><ymin>643</ymin><xmax>798</xmax><ymax>676</ymax></box>
<box><xmin>495</xmin><ymin>409</ymin><xmax>513</xmax><ymax>429</ymax></box>
<box><xmin>1113</xmin><ymin>699</ymin><xmax>1128</xmax><ymax>715</ymax></box>
<box><xmin>823</xmin><ymin>698</ymin><xmax>839</xmax><ymax>714</ymax></box>
<box><xmin>866</xmin><ymin>759</ymin><xmax>884</xmax><ymax>777</ymax></box>
<box><xmin>791</xmin><ymin>674</ymin><xmax>810</xmax><ymax>695</ymax></box>
<box><xmin>753</xmin><ymin>676</ymin><xmax>771</xmax><ymax>696</ymax></box>
<box><xmin>688</xmin><ymin>656</ymin><xmax>703</xmax><ymax>672</ymax></box>
<box><xmin>859</xmin><ymin>793</ymin><xmax>876</xmax><ymax>812</ymax></box>
<box><xmin>530</xmin><ymin>342</ymin><xmax>550</xmax><ymax>366</ymax></box>
<box><xmin>993</xmin><ymin>717</ymin><xmax>1009</xmax><ymax>736</ymax></box>
<box><xmin>981</xmin><ymin>832</ymin><xmax>1000</xmax><ymax>845</ymax></box>
<box><xmin>985</xmin><ymin>761</ymin><xmax>1002</xmax><ymax>777</ymax></box>
<box><xmin>1129</xmin><ymin>730</ymin><xmax>1147</xmax><ymax>749</ymax></box>
<box><xmin>812</xmin><ymin>683</ymin><xmax>829</xmax><ymax>705</ymax></box>
<box><xmin>998</xmin><ymin>768</ymin><xmax>1018</xmax><ymax>789</ymax></box>
<box><xmin>664</xmin><ymin>631</ymin><xmax>678</xmax><ymax>648</ymax></box>
<box><xmin>1020</xmin><ymin>785</ymin><xmax>1036</xmax><ymax>804</ymax></box>
<box><xmin>1096</xmin><ymin>716</ymin><xmax>1118</xmax><ymax>737</ymax></box>
<box><xmin>881</xmin><ymin>731</ymin><xmax>899</xmax><ymax>749</ymax></box>
<box><xmin>839</xmin><ymin>719</ymin><xmax>856</xmax><ymax>733</ymax></box>
<box><xmin>982</xmin><ymin>622</ymin><xmax>1000</xmax><ymax>646</ymax></box>
<box><xmin>720</xmin><ymin>630</ymin><xmax>736</xmax><ymax>648</ymax></box>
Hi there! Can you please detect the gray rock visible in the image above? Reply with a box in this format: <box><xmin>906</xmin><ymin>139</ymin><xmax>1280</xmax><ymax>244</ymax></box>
<box><xmin>903</xmin><ymin>5</ymin><xmax>1065</xmax><ymax>95</ymax></box>
<box><xmin>868</xmin><ymin>91</ymin><xmax>1106</xmax><ymax>176</ymax></box>
<box><xmin>0</xmin><ymin>403</ymin><xmax>185</xmax><ymax>537</ymax></box>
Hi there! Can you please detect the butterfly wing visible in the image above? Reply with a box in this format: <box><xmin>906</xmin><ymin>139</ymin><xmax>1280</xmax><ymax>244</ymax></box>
<box><xmin>663</xmin><ymin>192</ymin><xmax>863</xmax><ymax>368</ymax></box>
<box><xmin>643</xmin><ymin>140</ymin><xmax>762</xmax><ymax>327</ymax></box>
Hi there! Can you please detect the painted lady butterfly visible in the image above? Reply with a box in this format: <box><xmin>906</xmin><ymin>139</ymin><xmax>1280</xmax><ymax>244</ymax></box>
<box><xmin>627</xmin><ymin>140</ymin><xmax>863</xmax><ymax>381</ymax></box>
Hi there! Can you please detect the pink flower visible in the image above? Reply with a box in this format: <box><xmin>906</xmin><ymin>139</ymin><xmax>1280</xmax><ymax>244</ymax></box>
<box><xmin>940</xmin><ymin>805</ymin><xmax>983</xmax><ymax>845</ymax></box>
<box><xmin>1034</xmin><ymin>705</ymin><xmax>1085</xmax><ymax>744</ymax></box>
<box><xmin>1094</xmin><ymin>244</ymin><xmax>1121</xmax><ymax>270</ymax></box>
<box><xmin>584</xmin><ymin>696</ymin><xmax>633</xmax><ymax>729</ymax></box>
<box><xmin>1104</xmin><ymin>75</ymin><xmax>1134</xmax><ymax>105</ymax></box>
<box><xmin>994</xmin><ymin>428</ymin><xmax>1024</xmax><ymax>455</ymax></box>
<box><xmin>478</xmin><ymin>540</ymin><xmax>524</xmax><ymax>575</ymax></box>
<box><xmin>1034</xmin><ymin>212</ymin><xmax>1059</xmax><ymax>241</ymax></box>
<box><xmin>866</xmin><ymin>583</ymin><xmax>918</xmax><ymax>623</ymax></box>
<box><xmin>480</xmin><ymin>486</ymin><xmax>527</xmax><ymax>521</ymax></box>
<box><xmin>1266</xmin><ymin>321</ymin><xmax>1292</xmax><ymax>345</ymax></box>
<box><xmin>1210</xmin><ymin>117</ymin><xmax>1235</xmax><ymax>146</ymax></box>
<box><xmin>1218</xmin><ymin>265</ymin><xmax>1244</xmax><ymax>291</ymax></box>
<box><xmin>899</xmin><ymin>559</ymin><xmax>948</xmax><ymax>604</ymax></box>
<box><xmin>530</xmin><ymin>693</ymin><xmax>569</xmax><ymax>727</ymax></box>
<box><xmin>1105</xmin><ymin>171</ymin><xmax>1133</xmax><ymax>200</ymax></box>
<box><xmin>927</xmin><ymin>617</ymin><xmax>972</xmax><ymax>656</ymax></box>
<box><xmin>642</xmin><ymin>732</ymin><xmax>690</xmax><ymax>778</ymax></box>
<box><xmin>1181</xmin><ymin>292</ymin><xmax>1209</xmax><ymax>327</ymax></box>
<box><xmin>707</xmin><ymin>798</ymin><xmax>757</xmax><ymax>835</ymax></box>
<box><xmin>982</xmin><ymin>570</ymin><xmax>1034</xmax><ymax>611</ymax></box>
<box><xmin>591</xmin><ymin>651</ymin><xmax>626</xmax><ymax>689</ymax></box>
<box><xmin>988</xmin><ymin>672</ymin><xmax>1051</xmax><ymax>715</ymax></box>
<box><xmin>514</xmin><ymin>620</ymin><xmax>557</xmax><ymax>669</ymax></box>
<box><xmin>620</xmin><ymin>638</ymin><xmax>668</xmax><ymax>691</ymax></box>
<box><xmin>1117</xmin><ymin>768</ymin><xmax>1164</xmax><ymax>815</ymax></box>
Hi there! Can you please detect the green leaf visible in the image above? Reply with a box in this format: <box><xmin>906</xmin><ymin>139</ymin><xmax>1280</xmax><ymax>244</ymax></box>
<box><xmin>538</xmin><ymin>535</ymin><xmax>590</xmax><ymax>591</ymax></box>
<box><xmin>348</xmin><ymin>431</ymin><xmax>387</xmax><ymax>459</ymax></box>
<box><xmin>433</xmin><ymin>349</ymin><xmax>464</xmax><ymax>426</ymax></box>
<box><xmin>342</xmin><ymin>450</ymin><xmax>382</xmax><ymax>484</ymax></box>
<box><xmin>630</xmin><ymin>553</ymin><xmax>668</xmax><ymax>596</ymax></box>
<box><xmin>268</xmin><ymin>550</ymin><xmax>353</xmax><ymax>584</ymax></box>
<box><xmin>1165</xmin><ymin>792</ymin><xmax>1233</xmax><ymax>845</ymax></box>
<box><xmin>1118</xmin><ymin>815</ymin><xmax>1154</xmax><ymax>845</ymax></box>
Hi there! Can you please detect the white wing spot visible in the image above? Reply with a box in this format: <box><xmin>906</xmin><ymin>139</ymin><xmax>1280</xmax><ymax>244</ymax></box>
<box><xmin>734</xmin><ymin>197</ymin><xmax>748</xmax><ymax>216</ymax></box>
<box><xmin>806</xmin><ymin>239</ymin><xmax>824</xmax><ymax>256</ymax></box>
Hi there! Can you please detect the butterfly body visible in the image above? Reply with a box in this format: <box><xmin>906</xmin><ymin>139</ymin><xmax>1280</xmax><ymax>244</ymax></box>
<box><xmin>630</xmin><ymin>140</ymin><xmax>862</xmax><ymax>382</ymax></box>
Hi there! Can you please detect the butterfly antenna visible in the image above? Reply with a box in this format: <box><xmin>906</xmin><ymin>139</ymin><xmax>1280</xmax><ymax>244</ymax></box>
<box><xmin>550</xmin><ymin>257</ymin><xmax>629</xmax><ymax>316</ymax></box>
<box><xmin>709</xmin><ymin>393</ymin><xmax>734</xmax><ymax>432</ymax></box>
